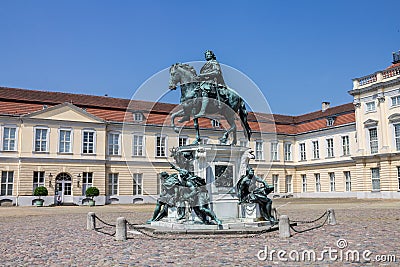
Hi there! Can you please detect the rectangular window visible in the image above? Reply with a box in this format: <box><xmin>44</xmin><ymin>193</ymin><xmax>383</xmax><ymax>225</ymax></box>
<box><xmin>108</xmin><ymin>133</ymin><xmax>120</xmax><ymax>155</ymax></box>
<box><xmin>59</xmin><ymin>129</ymin><xmax>72</xmax><ymax>153</ymax></box>
<box><xmin>326</xmin><ymin>138</ymin><xmax>334</xmax><ymax>157</ymax></box>
<box><xmin>82</xmin><ymin>172</ymin><xmax>93</xmax><ymax>195</ymax></box>
<box><xmin>285</xmin><ymin>175</ymin><xmax>292</xmax><ymax>193</ymax></box>
<box><xmin>211</xmin><ymin>119</ymin><xmax>220</xmax><ymax>128</ymax></box>
<box><xmin>395</xmin><ymin>124</ymin><xmax>400</xmax><ymax>151</ymax></box>
<box><xmin>134</xmin><ymin>112</ymin><xmax>143</xmax><ymax>122</ymax></box>
<box><xmin>369</xmin><ymin>128</ymin><xmax>378</xmax><ymax>154</ymax></box>
<box><xmin>34</xmin><ymin>128</ymin><xmax>48</xmax><ymax>152</ymax></box>
<box><xmin>391</xmin><ymin>95</ymin><xmax>400</xmax><ymax>106</ymax></box>
<box><xmin>342</xmin><ymin>136</ymin><xmax>350</xmax><ymax>156</ymax></box>
<box><xmin>312</xmin><ymin>141</ymin><xmax>319</xmax><ymax>159</ymax></box>
<box><xmin>371</xmin><ymin>168</ymin><xmax>380</xmax><ymax>191</ymax></box>
<box><xmin>255</xmin><ymin>141</ymin><xmax>263</xmax><ymax>160</ymax></box>
<box><xmin>299</xmin><ymin>143</ymin><xmax>306</xmax><ymax>161</ymax></box>
<box><xmin>240</xmin><ymin>140</ymin><xmax>248</xmax><ymax>147</ymax></box>
<box><xmin>315</xmin><ymin>173</ymin><xmax>321</xmax><ymax>192</ymax></box>
<box><xmin>1</xmin><ymin>171</ymin><xmax>13</xmax><ymax>196</ymax></box>
<box><xmin>271</xmin><ymin>142</ymin><xmax>278</xmax><ymax>161</ymax></box>
<box><xmin>301</xmin><ymin>174</ymin><xmax>307</xmax><ymax>192</ymax></box>
<box><xmin>33</xmin><ymin>171</ymin><xmax>45</xmax><ymax>191</ymax></box>
<box><xmin>329</xmin><ymin>172</ymin><xmax>335</xmax><ymax>192</ymax></box>
<box><xmin>200</xmin><ymin>138</ymin><xmax>208</xmax><ymax>145</ymax></box>
<box><xmin>272</xmin><ymin>174</ymin><xmax>279</xmax><ymax>193</ymax></box>
<box><xmin>284</xmin><ymin>143</ymin><xmax>292</xmax><ymax>161</ymax></box>
<box><xmin>82</xmin><ymin>131</ymin><xmax>95</xmax><ymax>154</ymax></box>
<box><xmin>2</xmin><ymin>127</ymin><xmax>17</xmax><ymax>151</ymax></box>
<box><xmin>366</xmin><ymin>101</ymin><xmax>376</xmax><ymax>112</ymax></box>
<box><xmin>133</xmin><ymin>173</ymin><xmax>143</xmax><ymax>195</ymax></box>
<box><xmin>397</xmin><ymin>167</ymin><xmax>400</xmax><ymax>191</ymax></box>
<box><xmin>133</xmin><ymin>135</ymin><xmax>144</xmax><ymax>156</ymax></box>
<box><xmin>156</xmin><ymin>136</ymin><xmax>166</xmax><ymax>157</ymax></box>
<box><xmin>344</xmin><ymin>171</ymin><xmax>351</xmax><ymax>192</ymax></box>
<box><xmin>108</xmin><ymin>173</ymin><xmax>118</xmax><ymax>195</ymax></box>
<box><xmin>179</xmin><ymin>137</ymin><xmax>188</xmax><ymax>147</ymax></box>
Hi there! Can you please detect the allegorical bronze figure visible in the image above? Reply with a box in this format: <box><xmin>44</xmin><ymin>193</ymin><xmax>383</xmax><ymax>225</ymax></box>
<box><xmin>236</xmin><ymin>167</ymin><xmax>275</xmax><ymax>224</ymax></box>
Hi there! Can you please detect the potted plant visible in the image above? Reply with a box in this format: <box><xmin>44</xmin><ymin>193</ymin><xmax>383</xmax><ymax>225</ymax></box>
<box><xmin>85</xmin><ymin>187</ymin><xmax>99</xmax><ymax>206</ymax></box>
<box><xmin>33</xmin><ymin>186</ymin><xmax>48</xmax><ymax>207</ymax></box>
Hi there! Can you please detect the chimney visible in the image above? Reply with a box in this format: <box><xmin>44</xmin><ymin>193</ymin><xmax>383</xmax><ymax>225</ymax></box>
<box><xmin>322</xmin><ymin>102</ymin><xmax>330</xmax><ymax>112</ymax></box>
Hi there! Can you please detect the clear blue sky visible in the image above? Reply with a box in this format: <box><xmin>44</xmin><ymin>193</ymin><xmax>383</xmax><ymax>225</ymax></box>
<box><xmin>1</xmin><ymin>0</ymin><xmax>399</xmax><ymax>115</ymax></box>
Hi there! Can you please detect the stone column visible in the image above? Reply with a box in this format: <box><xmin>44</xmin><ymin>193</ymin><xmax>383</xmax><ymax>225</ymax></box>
<box><xmin>115</xmin><ymin>217</ymin><xmax>127</xmax><ymax>241</ymax></box>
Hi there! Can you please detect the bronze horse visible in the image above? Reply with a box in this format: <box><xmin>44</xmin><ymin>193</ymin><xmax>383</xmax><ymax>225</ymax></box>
<box><xmin>168</xmin><ymin>63</ymin><xmax>251</xmax><ymax>145</ymax></box>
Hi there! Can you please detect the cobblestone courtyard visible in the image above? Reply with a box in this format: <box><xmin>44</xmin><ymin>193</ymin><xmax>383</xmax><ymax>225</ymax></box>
<box><xmin>0</xmin><ymin>198</ymin><xmax>399</xmax><ymax>266</ymax></box>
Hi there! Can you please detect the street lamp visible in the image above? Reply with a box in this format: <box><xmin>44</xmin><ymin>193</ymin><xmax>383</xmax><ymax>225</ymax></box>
<box><xmin>77</xmin><ymin>173</ymin><xmax>81</xmax><ymax>188</ymax></box>
<box><xmin>48</xmin><ymin>173</ymin><xmax>53</xmax><ymax>187</ymax></box>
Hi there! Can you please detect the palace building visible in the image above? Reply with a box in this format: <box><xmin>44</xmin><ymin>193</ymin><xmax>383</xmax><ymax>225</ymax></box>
<box><xmin>1</xmin><ymin>52</ymin><xmax>400</xmax><ymax>206</ymax></box>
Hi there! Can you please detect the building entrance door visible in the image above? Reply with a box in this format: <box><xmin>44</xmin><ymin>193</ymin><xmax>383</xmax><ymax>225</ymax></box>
<box><xmin>55</xmin><ymin>173</ymin><xmax>73</xmax><ymax>203</ymax></box>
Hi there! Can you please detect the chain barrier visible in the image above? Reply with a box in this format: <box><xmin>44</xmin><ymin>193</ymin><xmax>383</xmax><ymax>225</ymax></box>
<box><xmin>288</xmin><ymin>210</ymin><xmax>330</xmax><ymax>234</ymax></box>
<box><xmin>93</xmin><ymin>215</ymin><xmax>116</xmax><ymax>236</ymax></box>
<box><xmin>94</xmin><ymin>215</ymin><xmax>116</xmax><ymax>227</ymax></box>
<box><xmin>125</xmin><ymin>220</ymin><xmax>277</xmax><ymax>240</ymax></box>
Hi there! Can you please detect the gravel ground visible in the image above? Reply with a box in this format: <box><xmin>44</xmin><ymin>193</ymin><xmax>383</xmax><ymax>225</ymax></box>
<box><xmin>0</xmin><ymin>199</ymin><xmax>399</xmax><ymax>266</ymax></box>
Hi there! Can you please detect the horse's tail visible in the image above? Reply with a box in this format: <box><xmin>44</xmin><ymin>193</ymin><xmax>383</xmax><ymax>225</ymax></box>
<box><xmin>239</xmin><ymin>100</ymin><xmax>252</xmax><ymax>141</ymax></box>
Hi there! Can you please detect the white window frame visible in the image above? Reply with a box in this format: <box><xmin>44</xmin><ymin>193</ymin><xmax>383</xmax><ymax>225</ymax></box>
<box><xmin>200</xmin><ymin>137</ymin><xmax>208</xmax><ymax>145</ymax></box>
<box><xmin>133</xmin><ymin>173</ymin><xmax>143</xmax><ymax>195</ymax></box>
<box><xmin>156</xmin><ymin>135</ymin><xmax>167</xmax><ymax>157</ymax></box>
<box><xmin>133</xmin><ymin>112</ymin><xmax>143</xmax><ymax>122</ymax></box>
<box><xmin>255</xmin><ymin>140</ymin><xmax>264</xmax><ymax>160</ymax></box>
<box><xmin>108</xmin><ymin>132</ymin><xmax>121</xmax><ymax>156</ymax></box>
<box><xmin>272</xmin><ymin>174</ymin><xmax>279</xmax><ymax>193</ymax></box>
<box><xmin>368</xmin><ymin>128</ymin><xmax>378</xmax><ymax>154</ymax></box>
<box><xmin>33</xmin><ymin>171</ymin><xmax>45</xmax><ymax>192</ymax></box>
<box><xmin>397</xmin><ymin>167</ymin><xmax>400</xmax><ymax>191</ymax></box>
<box><xmin>34</xmin><ymin>127</ymin><xmax>50</xmax><ymax>152</ymax></box>
<box><xmin>240</xmin><ymin>140</ymin><xmax>249</xmax><ymax>148</ymax></box>
<box><xmin>108</xmin><ymin>173</ymin><xmax>119</xmax><ymax>196</ymax></box>
<box><xmin>365</xmin><ymin>101</ymin><xmax>376</xmax><ymax>112</ymax></box>
<box><xmin>2</xmin><ymin>125</ymin><xmax>17</xmax><ymax>151</ymax></box>
<box><xmin>329</xmin><ymin>172</ymin><xmax>335</xmax><ymax>192</ymax></box>
<box><xmin>1</xmin><ymin>171</ymin><xmax>14</xmax><ymax>196</ymax></box>
<box><xmin>285</xmin><ymin>175</ymin><xmax>292</xmax><ymax>193</ymax></box>
<box><xmin>312</xmin><ymin>140</ymin><xmax>319</xmax><ymax>159</ymax></box>
<box><xmin>301</xmin><ymin>174</ymin><xmax>307</xmax><ymax>192</ymax></box>
<box><xmin>178</xmin><ymin>136</ymin><xmax>189</xmax><ymax>147</ymax></box>
<box><xmin>82</xmin><ymin>172</ymin><xmax>93</xmax><ymax>195</ymax></box>
<box><xmin>391</xmin><ymin>95</ymin><xmax>400</xmax><ymax>107</ymax></box>
<box><xmin>341</xmin><ymin>135</ymin><xmax>350</xmax><ymax>156</ymax></box>
<box><xmin>394</xmin><ymin>124</ymin><xmax>400</xmax><ymax>151</ymax></box>
<box><xmin>315</xmin><ymin>173</ymin><xmax>321</xmax><ymax>192</ymax></box>
<box><xmin>58</xmin><ymin>128</ymin><xmax>72</xmax><ymax>153</ymax></box>
<box><xmin>327</xmin><ymin>117</ymin><xmax>335</xmax><ymax>126</ymax></box>
<box><xmin>284</xmin><ymin>142</ymin><xmax>292</xmax><ymax>161</ymax></box>
<box><xmin>211</xmin><ymin>119</ymin><xmax>220</xmax><ymax>128</ymax></box>
<box><xmin>271</xmin><ymin>142</ymin><xmax>279</xmax><ymax>161</ymax></box>
<box><xmin>82</xmin><ymin>129</ymin><xmax>96</xmax><ymax>154</ymax></box>
<box><xmin>344</xmin><ymin>171</ymin><xmax>351</xmax><ymax>192</ymax></box>
<box><xmin>299</xmin><ymin>143</ymin><xmax>306</xmax><ymax>161</ymax></box>
<box><xmin>132</xmin><ymin>134</ymin><xmax>145</xmax><ymax>156</ymax></box>
<box><xmin>326</xmin><ymin>138</ymin><xmax>334</xmax><ymax>158</ymax></box>
<box><xmin>371</xmin><ymin>168</ymin><xmax>380</xmax><ymax>191</ymax></box>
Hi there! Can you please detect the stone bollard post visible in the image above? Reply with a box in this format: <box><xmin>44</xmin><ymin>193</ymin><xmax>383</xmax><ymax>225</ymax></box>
<box><xmin>327</xmin><ymin>208</ymin><xmax>337</xmax><ymax>225</ymax></box>
<box><xmin>115</xmin><ymin>217</ymin><xmax>127</xmax><ymax>241</ymax></box>
<box><xmin>279</xmin><ymin>215</ymin><xmax>290</xmax><ymax>238</ymax></box>
<box><xmin>87</xmin><ymin>212</ymin><xmax>96</xmax><ymax>230</ymax></box>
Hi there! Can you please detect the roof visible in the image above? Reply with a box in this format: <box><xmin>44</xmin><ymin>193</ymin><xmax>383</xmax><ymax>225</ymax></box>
<box><xmin>0</xmin><ymin>86</ymin><xmax>355</xmax><ymax>134</ymax></box>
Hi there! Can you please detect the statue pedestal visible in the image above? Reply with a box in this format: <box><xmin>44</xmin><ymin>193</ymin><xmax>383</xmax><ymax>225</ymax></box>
<box><xmin>176</xmin><ymin>144</ymin><xmax>252</xmax><ymax>220</ymax></box>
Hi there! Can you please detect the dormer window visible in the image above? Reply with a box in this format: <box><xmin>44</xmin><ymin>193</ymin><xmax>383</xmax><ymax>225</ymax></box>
<box><xmin>327</xmin><ymin>117</ymin><xmax>335</xmax><ymax>127</ymax></box>
<box><xmin>133</xmin><ymin>112</ymin><xmax>143</xmax><ymax>122</ymax></box>
<box><xmin>211</xmin><ymin>119</ymin><xmax>220</xmax><ymax>128</ymax></box>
